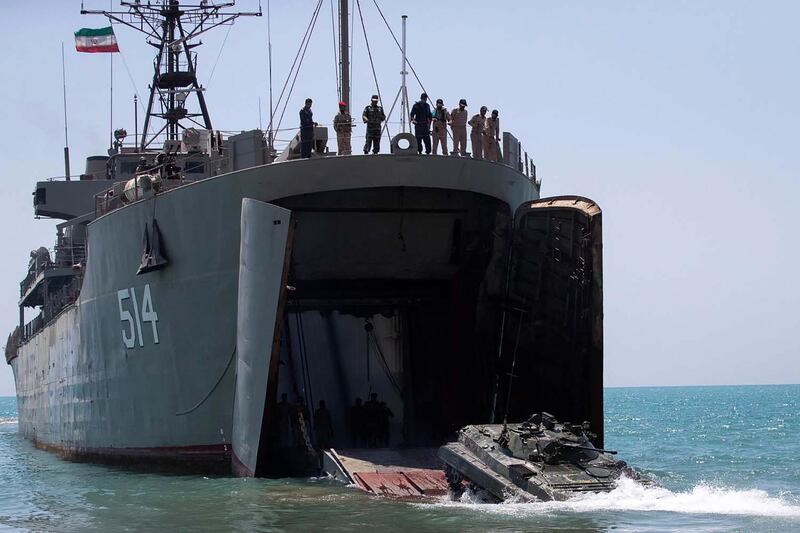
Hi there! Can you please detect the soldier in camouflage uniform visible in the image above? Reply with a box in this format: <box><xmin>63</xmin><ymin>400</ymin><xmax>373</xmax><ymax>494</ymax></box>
<box><xmin>483</xmin><ymin>109</ymin><xmax>500</xmax><ymax>162</ymax></box>
<box><xmin>333</xmin><ymin>101</ymin><xmax>352</xmax><ymax>155</ymax></box>
<box><xmin>432</xmin><ymin>98</ymin><xmax>450</xmax><ymax>155</ymax></box>
<box><xmin>468</xmin><ymin>105</ymin><xmax>488</xmax><ymax>159</ymax></box>
<box><xmin>450</xmin><ymin>99</ymin><xmax>468</xmax><ymax>156</ymax></box>
<box><xmin>362</xmin><ymin>95</ymin><xmax>386</xmax><ymax>154</ymax></box>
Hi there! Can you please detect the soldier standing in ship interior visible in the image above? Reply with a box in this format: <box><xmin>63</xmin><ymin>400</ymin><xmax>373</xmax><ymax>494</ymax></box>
<box><xmin>483</xmin><ymin>109</ymin><xmax>501</xmax><ymax>162</ymax></box>
<box><xmin>409</xmin><ymin>92</ymin><xmax>433</xmax><ymax>154</ymax></box>
<box><xmin>469</xmin><ymin>106</ymin><xmax>488</xmax><ymax>159</ymax></box>
<box><xmin>333</xmin><ymin>101</ymin><xmax>353</xmax><ymax>155</ymax></box>
<box><xmin>450</xmin><ymin>99</ymin><xmax>468</xmax><ymax>156</ymax></box>
<box><xmin>275</xmin><ymin>393</ymin><xmax>293</xmax><ymax>447</ymax></box>
<box><xmin>362</xmin><ymin>95</ymin><xmax>386</xmax><ymax>154</ymax></box>
<box><xmin>431</xmin><ymin>99</ymin><xmax>450</xmax><ymax>155</ymax></box>
<box><xmin>313</xmin><ymin>400</ymin><xmax>334</xmax><ymax>449</ymax></box>
<box><xmin>350</xmin><ymin>397</ymin><xmax>365</xmax><ymax>447</ymax></box>
<box><xmin>364</xmin><ymin>392</ymin><xmax>381</xmax><ymax>447</ymax></box>
<box><xmin>299</xmin><ymin>98</ymin><xmax>317</xmax><ymax>159</ymax></box>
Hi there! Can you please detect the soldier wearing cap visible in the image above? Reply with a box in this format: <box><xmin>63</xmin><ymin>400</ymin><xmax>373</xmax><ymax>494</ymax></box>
<box><xmin>409</xmin><ymin>92</ymin><xmax>433</xmax><ymax>154</ymax></box>
<box><xmin>450</xmin><ymin>99</ymin><xmax>468</xmax><ymax>156</ymax></box>
<box><xmin>431</xmin><ymin>98</ymin><xmax>450</xmax><ymax>155</ymax></box>
<box><xmin>333</xmin><ymin>101</ymin><xmax>353</xmax><ymax>155</ymax></box>
<box><xmin>468</xmin><ymin>105</ymin><xmax>488</xmax><ymax>159</ymax></box>
<box><xmin>484</xmin><ymin>109</ymin><xmax>501</xmax><ymax>162</ymax></box>
<box><xmin>362</xmin><ymin>95</ymin><xmax>386</xmax><ymax>154</ymax></box>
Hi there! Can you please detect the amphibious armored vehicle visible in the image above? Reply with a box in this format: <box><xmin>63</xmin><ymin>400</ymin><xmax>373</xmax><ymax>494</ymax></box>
<box><xmin>439</xmin><ymin>413</ymin><xmax>653</xmax><ymax>502</ymax></box>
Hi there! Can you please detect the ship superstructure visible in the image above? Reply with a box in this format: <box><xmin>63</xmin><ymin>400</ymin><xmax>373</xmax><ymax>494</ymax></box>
<box><xmin>6</xmin><ymin>1</ymin><xmax>603</xmax><ymax>478</ymax></box>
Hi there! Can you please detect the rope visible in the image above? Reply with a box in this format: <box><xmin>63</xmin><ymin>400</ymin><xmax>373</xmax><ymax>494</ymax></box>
<box><xmin>175</xmin><ymin>346</ymin><xmax>236</xmax><ymax>416</ymax></box>
<box><xmin>367</xmin><ymin>327</ymin><xmax>403</xmax><ymax>398</ymax></box>
<box><xmin>354</xmin><ymin>0</ymin><xmax>389</xmax><ymax>140</ymax></box>
<box><xmin>275</xmin><ymin>0</ymin><xmax>325</xmax><ymax>135</ymax></box>
<box><xmin>330</xmin><ymin>0</ymin><xmax>340</xmax><ymax>101</ymax></box>
<box><xmin>117</xmin><ymin>49</ymin><xmax>146</xmax><ymax>113</ymax></box>
<box><xmin>205</xmin><ymin>21</ymin><xmax>234</xmax><ymax>89</ymax></box>
<box><xmin>269</xmin><ymin>0</ymin><xmax>324</xmax><ymax>137</ymax></box>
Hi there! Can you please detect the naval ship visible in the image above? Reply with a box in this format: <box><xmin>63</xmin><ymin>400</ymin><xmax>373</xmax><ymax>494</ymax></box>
<box><xmin>5</xmin><ymin>1</ymin><xmax>603</xmax><ymax>480</ymax></box>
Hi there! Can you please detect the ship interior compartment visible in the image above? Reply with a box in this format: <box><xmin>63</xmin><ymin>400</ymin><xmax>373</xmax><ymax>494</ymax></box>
<box><xmin>265</xmin><ymin>187</ymin><xmax>603</xmax><ymax>474</ymax></box>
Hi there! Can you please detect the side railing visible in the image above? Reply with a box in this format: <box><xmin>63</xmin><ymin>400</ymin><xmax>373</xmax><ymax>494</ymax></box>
<box><xmin>20</xmin><ymin>243</ymin><xmax>86</xmax><ymax>297</ymax></box>
<box><xmin>94</xmin><ymin>175</ymin><xmax>192</xmax><ymax>217</ymax></box>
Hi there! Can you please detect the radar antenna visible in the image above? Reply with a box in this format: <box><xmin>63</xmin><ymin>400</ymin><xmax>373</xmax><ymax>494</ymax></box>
<box><xmin>81</xmin><ymin>1</ymin><xmax>261</xmax><ymax>151</ymax></box>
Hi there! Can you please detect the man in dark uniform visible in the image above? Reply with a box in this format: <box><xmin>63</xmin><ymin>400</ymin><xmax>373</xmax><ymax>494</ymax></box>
<box><xmin>135</xmin><ymin>156</ymin><xmax>149</xmax><ymax>174</ymax></box>
<box><xmin>364</xmin><ymin>392</ymin><xmax>381</xmax><ymax>447</ymax></box>
<box><xmin>275</xmin><ymin>393</ymin><xmax>292</xmax><ymax>447</ymax></box>
<box><xmin>362</xmin><ymin>95</ymin><xmax>386</xmax><ymax>154</ymax></box>
<box><xmin>313</xmin><ymin>400</ymin><xmax>334</xmax><ymax>449</ymax></box>
<box><xmin>409</xmin><ymin>92</ymin><xmax>433</xmax><ymax>154</ymax></box>
<box><xmin>350</xmin><ymin>397</ymin><xmax>365</xmax><ymax>447</ymax></box>
<box><xmin>299</xmin><ymin>98</ymin><xmax>317</xmax><ymax>159</ymax></box>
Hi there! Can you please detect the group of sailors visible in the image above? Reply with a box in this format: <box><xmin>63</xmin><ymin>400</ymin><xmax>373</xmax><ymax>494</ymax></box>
<box><xmin>299</xmin><ymin>94</ymin><xmax>501</xmax><ymax>160</ymax></box>
<box><xmin>349</xmin><ymin>393</ymin><xmax>395</xmax><ymax>448</ymax></box>
<box><xmin>134</xmin><ymin>153</ymin><xmax>181</xmax><ymax>180</ymax></box>
<box><xmin>274</xmin><ymin>392</ymin><xmax>395</xmax><ymax>451</ymax></box>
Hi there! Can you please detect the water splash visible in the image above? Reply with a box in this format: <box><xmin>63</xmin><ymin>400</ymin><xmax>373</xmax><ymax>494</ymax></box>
<box><xmin>423</xmin><ymin>477</ymin><xmax>800</xmax><ymax>518</ymax></box>
<box><xmin>0</xmin><ymin>417</ymin><xmax>18</xmax><ymax>426</ymax></box>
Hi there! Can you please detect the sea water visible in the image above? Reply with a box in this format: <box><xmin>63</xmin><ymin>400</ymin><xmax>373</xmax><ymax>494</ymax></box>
<box><xmin>0</xmin><ymin>385</ymin><xmax>798</xmax><ymax>532</ymax></box>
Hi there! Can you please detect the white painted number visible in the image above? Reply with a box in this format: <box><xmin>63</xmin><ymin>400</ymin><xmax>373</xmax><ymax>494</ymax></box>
<box><xmin>141</xmin><ymin>284</ymin><xmax>160</xmax><ymax>344</ymax></box>
<box><xmin>117</xmin><ymin>283</ymin><xmax>160</xmax><ymax>348</ymax></box>
<box><xmin>117</xmin><ymin>289</ymin><xmax>135</xmax><ymax>349</ymax></box>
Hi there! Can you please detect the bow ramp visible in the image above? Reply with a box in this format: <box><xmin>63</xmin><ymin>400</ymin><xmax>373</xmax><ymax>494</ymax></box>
<box><xmin>323</xmin><ymin>448</ymin><xmax>448</xmax><ymax>498</ymax></box>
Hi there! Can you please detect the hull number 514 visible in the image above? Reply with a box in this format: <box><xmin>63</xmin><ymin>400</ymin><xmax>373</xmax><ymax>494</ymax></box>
<box><xmin>117</xmin><ymin>284</ymin><xmax>159</xmax><ymax>348</ymax></box>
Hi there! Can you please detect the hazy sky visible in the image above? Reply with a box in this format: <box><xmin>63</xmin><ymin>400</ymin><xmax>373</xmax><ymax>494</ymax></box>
<box><xmin>0</xmin><ymin>1</ymin><xmax>798</xmax><ymax>395</ymax></box>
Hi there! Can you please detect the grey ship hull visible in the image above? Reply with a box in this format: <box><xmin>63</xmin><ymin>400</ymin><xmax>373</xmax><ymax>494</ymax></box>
<box><xmin>11</xmin><ymin>155</ymin><xmax>564</xmax><ymax>475</ymax></box>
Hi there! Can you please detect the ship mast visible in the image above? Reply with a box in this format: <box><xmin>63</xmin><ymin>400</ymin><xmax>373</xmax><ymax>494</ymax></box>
<box><xmin>81</xmin><ymin>1</ymin><xmax>261</xmax><ymax>151</ymax></box>
<box><xmin>339</xmin><ymin>0</ymin><xmax>349</xmax><ymax>108</ymax></box>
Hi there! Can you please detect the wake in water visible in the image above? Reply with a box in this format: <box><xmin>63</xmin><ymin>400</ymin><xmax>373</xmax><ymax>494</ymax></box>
<box><xmin>0</xmin><ymin>417</ymin><xmax>17</xmax><ymax>426</ymax></box>
<box><xmin>423</xmin><ymin>477</ymin><xmax>800</xmax><ymax>518</ymax></box>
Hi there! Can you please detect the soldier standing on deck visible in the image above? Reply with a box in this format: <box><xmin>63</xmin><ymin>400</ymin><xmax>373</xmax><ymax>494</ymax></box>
<box><xmin>299</xmin><ymin>98</ymin><xmax>317</xmax><ymax>159</ymax></box>
<box><xmin>409</xmin><ymin>92</ymin><xmax>433</xmax><ymax>154</ymax></box>
<box><xmin>431</xmin><ymin>99</ymin><xmax>450</xmax><ymax>155</ymax></box>
<box><xmin>484</xmin><ymin>109</ymin><xmax>501</xmax><ymax>162</ymax></box>
<box><xmin>333</xmin><ymin>101</ymin><xmax>352</xmax><ymax>155</ymax></box>
<box><xmin>362</xmin><ymin>95</ymin><xmax>386</xmax><ymax>154</ymax></box>
<box><xmin>450</xmin><ymin>99</ymin><xmax>468</xmax><ymax>156</ymax></box>
<box><xmin>468</xmin><ymin>106</ymin><xmax>488</xmax><ymax>159</ymax></box>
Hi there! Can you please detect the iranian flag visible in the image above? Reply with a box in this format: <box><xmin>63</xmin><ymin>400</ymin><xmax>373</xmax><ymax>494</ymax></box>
<box><xmin>74</xmin><ymin>27</ymin><xmax>119</xmax><ymax>53</ymax></box>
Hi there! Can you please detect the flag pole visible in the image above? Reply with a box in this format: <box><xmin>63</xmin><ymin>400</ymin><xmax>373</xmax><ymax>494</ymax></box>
<box><xmin>61</xmin><ymin>42</ymin><xmax>71</xmax><ymax>181</ymax></box>
<box><xmin>110</xmin><ymin>46</ymin><xmax>114</xmax><ymax>150</ymax></box>
<box><xmin>109</xmin><ymin>0</ymin><xmax>114</xmax><ymax>151</ymax></box>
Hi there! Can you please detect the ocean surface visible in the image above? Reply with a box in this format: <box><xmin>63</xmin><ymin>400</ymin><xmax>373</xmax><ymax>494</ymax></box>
<box><xmin>1</xmin><ymin>385</ymin><xmax>798</xmax><ymax>532</ymax></box>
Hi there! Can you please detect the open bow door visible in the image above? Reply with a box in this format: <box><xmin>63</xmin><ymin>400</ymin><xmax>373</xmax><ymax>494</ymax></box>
<box><xmin>495</xmin><ymin>196</ymin><xmax>604</xmax><ymax>446</ymax></box>
<box><xmin>232</xmin><ymin>199</ymin><xmax>294</xmax><ymax>477</ymax></box>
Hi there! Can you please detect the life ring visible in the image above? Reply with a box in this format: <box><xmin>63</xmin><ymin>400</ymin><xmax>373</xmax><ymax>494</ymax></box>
<box><xmin>390</xmin><ymin>132</ymin><xmax>417</xmax><ymax>155</ymax></box>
